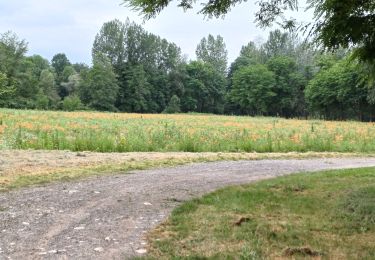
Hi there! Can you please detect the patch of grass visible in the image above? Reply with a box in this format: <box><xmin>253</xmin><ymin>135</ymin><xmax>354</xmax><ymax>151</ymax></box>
<box><xmin>0</xmin><ymin>156</ymin><xmax>213</xmax><ymax>192</ymax></box>
<box><xmin>339</xmin><ymin>185</ymin><xmax>375</xmax><ymax>232</ymax></box>
<box><xmin>3</xmin><ymin>108</ymin><xmax>375</xmax><ymax>153</ymax></box>
<box><xmin>146</xmin><ymin>167</ymin><xmax>375</xmax><ymax>259</ymax></box>
<box><xmin>0</xmin><ymin>151</ymin><xmax>362</xmax><ymax>192</ymax></box>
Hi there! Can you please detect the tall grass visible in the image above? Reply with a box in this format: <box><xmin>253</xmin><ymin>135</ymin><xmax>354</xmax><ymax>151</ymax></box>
<box><xmin>1</xmin><ymin>108</ymin><xmax>375</xmax><ymax>153</ymax></box>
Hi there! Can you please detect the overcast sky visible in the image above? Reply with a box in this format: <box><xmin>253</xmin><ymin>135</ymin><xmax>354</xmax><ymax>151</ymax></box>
<box><xmin>0</xmin><ymin>0</ymin><xmax>313</xmax><ymax>64</ymax></box>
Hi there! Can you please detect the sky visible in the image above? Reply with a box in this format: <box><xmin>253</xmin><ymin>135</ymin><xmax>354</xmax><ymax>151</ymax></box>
<box><xmin>0</xmin><ymin>0</ymin><xmax>314</xmax><ymax>64</ymax></box>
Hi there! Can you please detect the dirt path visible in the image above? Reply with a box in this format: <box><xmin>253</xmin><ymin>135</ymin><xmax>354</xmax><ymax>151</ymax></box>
<box><xmin>1</xmin><ymin>158</ymin><xmax>375</xmax><ymax>259</ymax></box>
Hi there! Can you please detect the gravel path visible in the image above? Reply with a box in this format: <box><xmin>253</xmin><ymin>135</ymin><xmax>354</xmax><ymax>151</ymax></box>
<box><xmin>1</xmin><ymin>158</ymin><xmax>375</xmax><ymax>259</ymax></box>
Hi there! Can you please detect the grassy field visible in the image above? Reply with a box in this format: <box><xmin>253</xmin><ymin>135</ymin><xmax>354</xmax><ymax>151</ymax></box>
<box><xmin>146</xmin><ymin>167</ymin><xmax>375</xmax><ymax>259</ymax></box>
<box><xmin>1</xmin><ymin>109</ymin><xmax>375</xmax><ymax>153</ymax></box>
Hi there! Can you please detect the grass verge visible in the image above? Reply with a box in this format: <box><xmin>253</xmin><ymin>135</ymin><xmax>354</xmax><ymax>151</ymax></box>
<box><xmin>0</xmin><ymin>151</ymin><xmax>369</xmax><ymax>192</ymax></box>
<box><xmin>146</xmin><ymin>167</ymin><xmax>375</xmax><ymax>259</ymax></box>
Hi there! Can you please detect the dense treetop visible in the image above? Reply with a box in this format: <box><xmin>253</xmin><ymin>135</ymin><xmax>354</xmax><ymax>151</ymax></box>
<box><xmin>0</xmin><ymin>17</ymin><xmax>374</xmax><ymax>120</ymax></box>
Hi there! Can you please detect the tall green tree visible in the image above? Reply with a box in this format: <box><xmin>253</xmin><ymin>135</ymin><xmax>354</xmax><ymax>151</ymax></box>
<box><xmin>163</xmin><ymin>95</ymin><xmax>181</xmax><ymax>113</ymax></box>
<box><xmin>196</xmin><ymin>34</ymin><xmax>228</xmax><ymax>75</ymax></box>
<box><xmin>92</xmin><ymin>19</ymin><xmax>127</xmax><ymax>69</ymax></box>
<box><xmin>181</xmin><ymin>61</ymin><xmax>226</xmax><ymax>114</ymax></box>
<box><xmin>0</xmin><ymin>72</ymin><xmax>15</xmax><ymax>106</ymax></box>
<box><xmin>230</xmin><ymin>64</ymin><xmax>276</xmax><ymax>115</ymax></box>
<box><xmin>117</xmin><ymin>64</ymin><xmax>151</xmax><ymax>112</ymax></box>
<box><xmin>263</xmin><ymin>30</ymin><xmax>295</xmax><ymax>59</ymax></box>
<box><xmin>79</xmin><ymin>55</ymin><xmax>119</xmax><ymax>111</ymax></box>
<box><xmin>305</xmin><ymin>57</ymin><xmax>371</xmax><ymax>120</ymax></box>
<box><xmin>38</xmin><ymin>69</ymin><xmax>59</xmax><ymax>108</ymax></box>
<box><xmin>51</xmin><ymin>53</ymin><xmax>71</xmax><ymax>79</ymax></box>
<box><xmin>266</xmin><ymin>56</ymin><xmax>307</xmax><ymax>117</ymax></box>
<box><xmin>0</xmin><ymin>31</ymin><xmax>28</xmax><ymax>79</ymax></box>
<box><xmin>51</xmin><ymin>53</ymin><xmax>72</xmax><ymax>98</ymax></box>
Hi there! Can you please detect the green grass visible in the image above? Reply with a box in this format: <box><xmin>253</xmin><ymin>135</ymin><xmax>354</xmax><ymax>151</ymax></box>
<box><xmin>2</xmin><ymin>108</ymin><xmax>375</xmax><ymax>153</ymax></box>
<box><xmin>146</xmin><ymin>167</ymin><xmax>375</xmax><ymax>259</ymax></box>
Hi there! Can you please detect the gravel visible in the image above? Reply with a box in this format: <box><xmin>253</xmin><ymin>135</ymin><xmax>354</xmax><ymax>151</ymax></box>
<box><xmin>1</xmin><ymin>158</ymin><xmax>375</xmax><ymax>259</ymax></box>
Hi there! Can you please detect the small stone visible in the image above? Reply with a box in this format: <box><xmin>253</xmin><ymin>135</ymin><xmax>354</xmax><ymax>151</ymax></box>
<box><xmin>105</xmin><ymin>237</ymin><xmax>110</xmax><ymax>241</ymax></box>
<box><xmin>76</xmin><ymin>152</ymin><xmax>86</xmax><ymax>157</ymax></box>
<box><xmin>22</xmin><ymin>222</ymin><xmax>30</xmax><ymax>226</ymax></box>
<box><xmin>68</xmin><ymin>190</ymin><xmax>78</xmax><ymax>194</ymax></box>
<box><xmin>94</xmin><ymin>247</ymin><xmax>104</xmax><ymax>253</ymax></box>
<box><xmin>38</xmin><ymin>252</ymin><xmax>47</xmax><ymax>255</ymax></box>
<box><xmin>48</xmin><ymin>250</ymin><xmax>57</xmax><ymax>254</ymax></box>
<box><xmin>136</xmin><ymin>249</ymin><xmax>147</xmax><ymax>254</ymax></box>
<box><xmin>74</xmin><ymin>226</ymin><xmax>85</xmax><ymax>230</ymax></box>
<box><xmin>9</xmin><ymin>243</ymin><xmax>15</xmax><ymax>246</ymax></box>
<box><xmin>143</xmin><ymin>202</ymin><xmax>152</xmax><ymax>206</ymax></box>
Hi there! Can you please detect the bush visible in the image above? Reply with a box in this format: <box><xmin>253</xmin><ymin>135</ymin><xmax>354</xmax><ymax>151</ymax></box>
<box><xmin>163</xmin><ymin>95</ymin><xmax>181</xmax><ymax>114</ymax></box>
<box><xmin>62</xmin><ymin>95</ymin><xmax>84</xmax><ymax>111</ymax></box>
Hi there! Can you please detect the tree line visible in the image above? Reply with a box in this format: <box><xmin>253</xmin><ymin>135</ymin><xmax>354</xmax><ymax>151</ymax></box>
<box><xmin>0</xmin><ymin>19</ymin><xmax>374</xmax><ymax>120</ymax></box>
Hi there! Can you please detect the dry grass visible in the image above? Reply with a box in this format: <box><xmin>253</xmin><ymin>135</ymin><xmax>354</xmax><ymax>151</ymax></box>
<box><xmin>3</xmin><ymin>109</ymin><xmax>375</xmax><ymax>153</ymax></box>
<box><xmin>0</xmin><ymin>150</ymin><xmax>369</xmax><ymax>191</ymax></box>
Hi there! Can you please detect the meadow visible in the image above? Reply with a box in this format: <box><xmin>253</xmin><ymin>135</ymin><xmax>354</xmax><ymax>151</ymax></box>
<box><xmin>1</xmin><ymin>108</ymin><xmax>375</xmax><ymax>153</ymax></box>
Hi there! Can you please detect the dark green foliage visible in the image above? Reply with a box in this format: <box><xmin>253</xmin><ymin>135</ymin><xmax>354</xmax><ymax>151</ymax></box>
<box><xmin>1</xmin><ymin>18</ymin><xmax>375</xmax><ymax>121</ymax></box>
<box><xmin>79</xmin><ymin>56</ymin><xmax>119</xmax><ymax>111</ymax></box>
<box><xmin>305</xmin><ymin>58</ymin><xmax>373</xmax><ymax>120</ymax></box>
<box><xmin>117</xmin><ymin>64</ymin><xmax>151</xmax><ymax>112</ymax></box>
<box><xmin>163</xmin><ymin>95</ymin><xmax>181</xmax><ymax>113</ymax></box>
<box><xmin>92</xmin><ymin>19</ymin><xmax>185</xmax><ymax>113</ymax></box>
<box><xmin>38</xmin><ymin>69</ymin><xmax>59</xmax><ymax>109</ymax></box>
<box><xmin>0</xmin><ymin>72</ymin><xmax>16</xmax><ymax>106</ymax></box>
<box><xmin>35</xmin><ymin>90</ymin><xmax>50</xmax><ymax>110</ymax></box>
<box><xmin>51</xmin><ymin>53</ymin><xmax>71</xmax><ymax>78</ymax></box>
<box><xmin>230</xmin><ymin>64</ymin><xmax>276</xmax><ymax>115</ymax></box>
<box><xmin>181</xmin><ymin>61</ymin><xmax>226</xmax><ymax>114</ymax></box>
<box><xmin>266</xmin><ymin>56</ymin><xmax>307</xmax><ymax>117</ymax></box>
<box><xmin>62</xmin><ymin>95</ymin><xmax>84</xmax><ymax>111</ymax></box>
<box><xmin>51</xmin><ymin>53</ymin><xmax>74</xmax><ymax>98</ymax></box>
<box><xmin>312</xmin><ymin>0</ymin><xmax>375</xmax><ymax>66</ymax></box>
